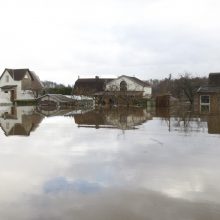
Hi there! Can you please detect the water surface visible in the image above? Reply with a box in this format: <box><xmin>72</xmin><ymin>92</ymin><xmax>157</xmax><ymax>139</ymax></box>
<box><xmin>0</xmin><ymin>106</ymin><xmax>220</xmax><ymax>220</ymax></box>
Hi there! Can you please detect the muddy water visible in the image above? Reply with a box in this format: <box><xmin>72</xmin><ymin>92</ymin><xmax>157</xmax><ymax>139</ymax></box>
<box><xmin>0</xmin><ymin>106</ymin><xmax>220</xmax><ymax>220</ymax></box>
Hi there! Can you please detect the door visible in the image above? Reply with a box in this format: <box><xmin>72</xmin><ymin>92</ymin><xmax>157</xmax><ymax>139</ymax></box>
<box><xmin>10</xmin><ymin>90</ymin><xmax>16</xmax><ymax>102</ymax></box>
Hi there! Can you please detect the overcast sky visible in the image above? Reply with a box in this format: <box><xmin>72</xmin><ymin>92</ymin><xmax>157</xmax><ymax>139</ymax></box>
<box><xmin>0</xmin><ymin>0</ymin><xmax>220</xmax><ymax>85</ymax></box>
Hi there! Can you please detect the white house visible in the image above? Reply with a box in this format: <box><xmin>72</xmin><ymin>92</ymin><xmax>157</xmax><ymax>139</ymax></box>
<box><xmin>0</xmin><ymin>69</ymin><xmax>44</xmax><ymax>104</ymax></box>
<box><xmin>105</xmin><ymin>75</ymin><xmax>152</xmax><ymax>98</ymax></box>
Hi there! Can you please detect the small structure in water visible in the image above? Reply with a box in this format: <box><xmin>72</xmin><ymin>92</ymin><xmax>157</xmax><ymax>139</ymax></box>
<box><xmin>37</xmin><ymin>94</ymin><xmax>75</xmax><ymax>107</ymax></box>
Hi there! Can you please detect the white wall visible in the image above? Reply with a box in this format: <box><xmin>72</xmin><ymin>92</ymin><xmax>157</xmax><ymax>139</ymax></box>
<box><xmin>0</xmin><ymin>70</ymin><xmax>35</xmax><ymax>103</ymax></box>
<box><xmin>105</xmin><ymin>76</ymin><xmax>151</xmax><ymax>98</ymax></box>
<box><xmin>143</xmin><ymin>87</ymin><xmax>152</xmax><ymax>98</ymax></box>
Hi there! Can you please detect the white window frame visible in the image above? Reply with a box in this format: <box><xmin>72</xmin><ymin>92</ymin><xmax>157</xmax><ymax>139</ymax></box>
<box><xmin>200</xmin><ymin>95</ymin><xmax>210</xmax><ymax>113</ymax></box>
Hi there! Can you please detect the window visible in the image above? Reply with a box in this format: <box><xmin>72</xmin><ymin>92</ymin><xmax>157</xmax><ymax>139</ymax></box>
<box><xmin>120</xmin><ymin>81</ymin><xmax>127</xmax><ymax>91</ymax></box>
<box><xmin>4</xmin><ymin>91</ymin><xmax>8</xmax><ymax>93</ymax></box>
<box><xmin>200</xmin><ymin>95</ymin><xmax>210</xmax><ymax>113</ymax></box>
<box><xmin>5</xmin><ymin>75</ymin><xmax>9</xmax><ymax>82</ymax></box>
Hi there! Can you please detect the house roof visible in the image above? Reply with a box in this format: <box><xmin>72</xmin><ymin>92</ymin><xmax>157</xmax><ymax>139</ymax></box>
<box><xmin>38</xmin><ymin>94</ymin><xmax>74</xmax><ymax>103</ymax></box>
<box><xmin>30</xmin><ymin>71</ymin><xmax>44</xmax><ymax>90</ymax></box>
<box><xmin>121</xmin><ymin>75</ymin><xmax>150</xmax><ymax>87</ymax></box>
<box><xmin>73</xmin><ymin>75</ymin><xmax>150</xmax><ymax>96</ymax></box>
<box><xmin>73</xmin><ymin>77</ymin><xmax>114</xmax><ymax>95</ymax></box>
<box><xmin>1</xmin><ymin>69</ymin><xmax>44</xmax><ymax>90</ymax></box>
<box><xmin>197</xmin><ymin>86</ymin><xmax>220</xmax><ymax>93</ymax></box>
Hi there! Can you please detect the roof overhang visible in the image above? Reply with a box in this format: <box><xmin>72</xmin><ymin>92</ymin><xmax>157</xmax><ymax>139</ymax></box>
<box><xmin>0</xmin><ymin>85</ymin><xmax>17</xmax><ymax>91</ymax></box>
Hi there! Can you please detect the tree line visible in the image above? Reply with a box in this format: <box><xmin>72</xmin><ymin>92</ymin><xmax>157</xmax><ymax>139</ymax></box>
<box><xmin>148</xmin><ymin>73</ymin><xmax>208</xmax><ymax>104</ymax></box>
<box><xmin>42</xmin><ymin>81</ymin><xmax>73</xmax><ymax>95</ymax></box>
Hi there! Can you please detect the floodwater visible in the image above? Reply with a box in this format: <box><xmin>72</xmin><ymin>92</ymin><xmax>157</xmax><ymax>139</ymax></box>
<box><xmin>0</xmin><ymin>105</ymin><xmax>220</xmax><ymax>220</ymax></box>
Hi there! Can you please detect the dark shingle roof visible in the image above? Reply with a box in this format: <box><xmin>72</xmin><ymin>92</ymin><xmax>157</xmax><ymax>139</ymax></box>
<box><xmin>197</xmin><ymin>86</ymin><xmax>220</xmax><ymax>93</ymax></box>
<box><xmin>73</xmin><ymin>77</ymin><xmax>113</xmax><ymax>95</ymax></box>
<box><xmin>1</xmin><ymin>69</ymin><xmax>44</xmax><ymax>90</ymax></box>
<box><xmin>29</xmin><ymin>71</ymin><xmax>44</xmax><ymax>90</ymax></box>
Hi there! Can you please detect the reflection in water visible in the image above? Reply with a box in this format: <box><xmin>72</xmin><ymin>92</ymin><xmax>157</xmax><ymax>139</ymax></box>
<box><xmin>44</xmin><ymin>177</ymin><xmax>101</xmax><ymax>194</ymax></box>
<box><xmin>1</xmin><ymin>106</ymin><xmax>220</xmax><ymax>219</ymax></box>
<box><xmin>73</xmin><ymin>107</ymin><xmax>153</xmax><ymax>130</ymax></box>
<box><xmin>208</xmin><ymin>115</ymin><xmax>220</xmax><ymax>134</ymax></box>
<box><xmin>0</xmin><ymin>106</ymin><xmax>44</xmax><ymax>136</ymax></box>
<box><xmin>156</xmin><ymin>107</ymin><xmax>220</xmax><ymax>134</ymax></box>
<box><xmin>36</xmin><ymin>105</ymin><xmax>79</xmax><ymax>117</ymax></box>
<box><xmin>1</xmin><ymin>105</ymin><xmax>220</xmax><ymax>136</ymax></box>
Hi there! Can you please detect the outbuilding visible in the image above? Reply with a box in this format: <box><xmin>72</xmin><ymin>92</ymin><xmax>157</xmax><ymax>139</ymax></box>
<box><xmin>37</xmin><ymin>94</ymin><xmax>75</xmax><ymax>107</ymax></box>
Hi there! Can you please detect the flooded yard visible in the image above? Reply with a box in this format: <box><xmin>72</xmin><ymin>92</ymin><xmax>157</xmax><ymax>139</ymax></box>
<box><xmin>0</xmin><ymin>106</ymin><xmax>220</xmax><ymax>219</ymax></box>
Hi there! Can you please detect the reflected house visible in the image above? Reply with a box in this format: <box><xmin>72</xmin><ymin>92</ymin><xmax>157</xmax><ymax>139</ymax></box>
<box><xmin>207</xmin><ymin>115</ymin><xmax>220</xmax><ymax>134</ymax></box>
<box><xmin>0</xmin><ymin>106</ymin><xmax>44</xmax><ymax>136</ymax></box>
<box><xmin>194</xmin><ymin>73</ymin><xmax>220</xmax><ymax>114</ymax></box>
<box><xmin>73</xmin><ymin>75</ymin><xmax>152</xmax><ymax>106</ymax></box>
<box><xmin>0</xmin><ymin>69</ymin><xmax>44</xmax><ymax>104</ymax></box>
<box><xmin>37</xmin><ymin>94</ymin><xmax>77</xmax><ymax>117</ymax></box>
<box><xmin>73</xmin><ymin>107</ymin><xmax>152</xmax><ymax>130</ymax></box>
<box><xmin>37</xmin><ymin>105</ymin><xmax>76</xmax><ymax>117</ymax></box>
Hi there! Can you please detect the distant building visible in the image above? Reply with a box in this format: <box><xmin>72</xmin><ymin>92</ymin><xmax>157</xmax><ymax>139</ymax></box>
<box><xmin>194</xmin><ymin>73</ymin><xmax>220</xmax><ymax>114</ymax></box>
<box><xmin>73</xmin><ymin>75</ymin><xmax>152</xmax><ymax>106</ymax></box>
<box><xmin>0</xmin><ymin>69</ymin><xmax>44</xmax><ymax>104</ymax></box>
<box><xmin>73</xmin><ymin>76</ymin><xmax>113</xmax><ymax>95</ymax></box>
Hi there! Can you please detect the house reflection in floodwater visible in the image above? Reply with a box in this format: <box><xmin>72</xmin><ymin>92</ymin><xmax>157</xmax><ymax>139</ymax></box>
<box><xmin>207</xmin><ymin>115</ymin><xmax>220</xmax><ymax>134</ymax></box>
<box><xmin>36</xmin><ymin>105</ymin><xmax>76</xmax><ymax>117</ymax></box>
<box><xmin>0</xmin><ymin>106</ymin><xmax>44</xmax><ymax>136</ymax></box>
<box><xmin>73</xmin><ymin>107</ymin><xmax>153</xmax><ymax>130</ymax></box>
<box><xmin>155</xmin><ymin>106</ymin><xmax>220</xmax><ymax>134</ymax></box>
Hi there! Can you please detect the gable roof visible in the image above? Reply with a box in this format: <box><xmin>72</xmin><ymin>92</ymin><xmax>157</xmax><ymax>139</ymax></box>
<box><xmin>196</xmin><ymin>72</ymin><xmax>220</xmax><ymax>94</ymax></box>
<box><xmin>124</xmin><ymin>76</ymin><xmax>150</xmax><ymax>87</ymax></box>
<box><xmin>73</xmin><ymin>77</ymin><xmax>113</xmax><ymax>95</ymax></box>
<box><xmin>30</xmin><ymin>71</ymin><xmax>44</xmax><ymax>90</ymax></box>
<box><xmin>5</xmin><ymin>69</ymin><xmax>29</xmax><ymax>81</ymax></box>
<box><xmin>0</xmin><ymin>68</ymin><xmax>44</xmax><ymax>90</ymax></box>
<box><xmin>108</xmin><ymin>75</ymin><xmax>150</xmax><ymax>87</ymax></box>
<box><xmin>197</xmin><ymin>86</ymin><xmax>220</xmax><ymax>93</ymax></box>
